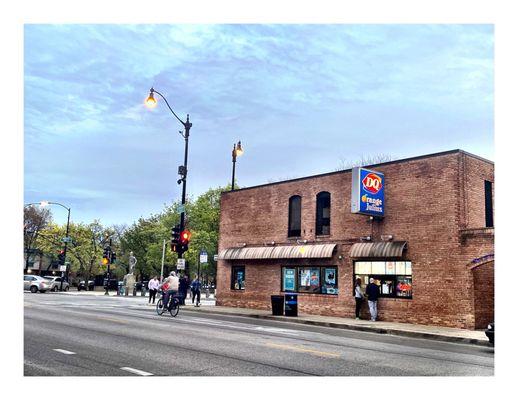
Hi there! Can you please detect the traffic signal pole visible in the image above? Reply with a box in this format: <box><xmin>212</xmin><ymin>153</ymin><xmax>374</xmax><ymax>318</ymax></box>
<box><xmin>178</xmin><ymin>116</ymin><xmax>191</xmax><ymax>277</ymax></box>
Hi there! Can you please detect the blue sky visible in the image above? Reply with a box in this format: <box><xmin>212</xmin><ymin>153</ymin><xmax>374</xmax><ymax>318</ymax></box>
<box><xmin>24</xmin><ymin>24</ymin><xmax>494</xmax><ymax>226</ymax></box>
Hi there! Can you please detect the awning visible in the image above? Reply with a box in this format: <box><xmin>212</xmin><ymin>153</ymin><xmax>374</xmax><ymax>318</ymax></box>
<box><xmin>218</xmin><ymin>244</ymin><xmax>337</xmax><ymax>260</ymax></box>
<box><xmin>349</xmin><ymin>241</ymin><xmax>407</xmax><ymax>259</ymax></box>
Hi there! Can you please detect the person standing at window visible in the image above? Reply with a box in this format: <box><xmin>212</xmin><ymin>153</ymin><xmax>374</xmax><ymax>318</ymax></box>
<box><xmin>366</xmin><ymin>278</ymin><xmax>380</xmax><ymax>321</ymax></box>
<box><xmin>354</xmin><ymin>278</ymin><xmax>364</xmax><ymax>320</ymax></box>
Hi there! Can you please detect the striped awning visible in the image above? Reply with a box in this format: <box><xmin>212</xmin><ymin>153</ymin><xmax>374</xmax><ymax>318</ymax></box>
<box><xmin>349</xmin><ymin>241</ymin><xmax>407</xmax><ymax>259</ymax></box>
<box><xmin>218</xmin><ymin>244</ymin><xmax>337</xmax><ymax>260</ymax></box>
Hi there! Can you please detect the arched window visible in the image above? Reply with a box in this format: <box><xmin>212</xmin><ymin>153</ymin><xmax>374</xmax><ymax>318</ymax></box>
<box><xmin>288</xmin><ymin>195</ymin><xmax>302</xmax><ymax>237</ymax></box>
<box><xmin>316</xmin><ymin>191</ymin><xmax>330</xmax><ymax>235</ymax></box>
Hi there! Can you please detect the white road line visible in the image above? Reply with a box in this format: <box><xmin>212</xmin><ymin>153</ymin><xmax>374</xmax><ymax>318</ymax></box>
<box><xmin>120</xmin><ymin>367</ymin><xmax>154</xmax><ymax>376</ymax></box>
<box><xmin>53</xmin><ymin>349</ymin><xmax>76</xmax><ymax>355</ymax></box>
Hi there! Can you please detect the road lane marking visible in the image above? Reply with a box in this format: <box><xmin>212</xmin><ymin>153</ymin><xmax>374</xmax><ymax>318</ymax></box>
<box><xmin>120</xmin><ymin>367</ymin><xmax>154</xmax><ymax>376</ymax></box>
<box><xmin>266</xmin><ymin>343</ymin><xmax>341</xmax><ymax>358</ymax></box>
<box><xmin>53</xmin><ymin>349</ymin><xmax>76</xmax><ymax>355</ymax></box>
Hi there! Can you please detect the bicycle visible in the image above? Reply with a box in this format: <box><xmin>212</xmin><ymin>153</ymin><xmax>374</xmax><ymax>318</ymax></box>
<box><xmin>156</xmin><ymin>290</ymin><xmax>180</xmax><ymax>317</ymax></box>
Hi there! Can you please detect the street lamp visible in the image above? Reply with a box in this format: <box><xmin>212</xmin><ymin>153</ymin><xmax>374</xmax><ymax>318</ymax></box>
<box><xmin>231</xmin><ymin>141</ymin><xmax>244</xmax><ymax>191</ymax></box>
<box><xmin>26</xmin><ymin>201</ymin><xmax>71</xmax><ymax>290</ymax></box>
<box><xmin>145</xmin><ymin>87</ymin><xmax>192</xmax><ymax>276</ymax></box>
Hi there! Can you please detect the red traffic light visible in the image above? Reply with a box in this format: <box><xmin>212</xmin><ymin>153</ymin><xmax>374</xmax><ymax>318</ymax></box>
<box><xmin>179</xmin><ymin>230</ymin><xmax>191</xmax><ymax>244</ymax></box>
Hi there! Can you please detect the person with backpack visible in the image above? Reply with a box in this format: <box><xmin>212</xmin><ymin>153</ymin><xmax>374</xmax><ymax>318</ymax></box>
<box><xmin>191</xmin><ymin>274</ymin><xmax>202</xmax><ymax>307</ymax></box>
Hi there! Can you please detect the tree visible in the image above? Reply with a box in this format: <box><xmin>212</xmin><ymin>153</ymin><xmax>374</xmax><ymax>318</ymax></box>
<box><xmin>24</xmin><ymin>205</ymin><xmax>52</xmax><ymax>270</ymax></box>
<box><xmin>35</xmin><ymin>221</ymin><xmax>115</xmax><ymax>285</ymax></box>
<box><xmin>336</xmin><ymin>153</ymin><xmax>394</xmax><ymax>171</ymax></box>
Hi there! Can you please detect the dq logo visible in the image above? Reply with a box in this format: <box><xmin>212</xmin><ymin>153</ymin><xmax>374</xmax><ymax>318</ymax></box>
<box><xmin>362</xmin><ymin>173</ymin><xmax>383</xmax><ymax>194</ymax></box>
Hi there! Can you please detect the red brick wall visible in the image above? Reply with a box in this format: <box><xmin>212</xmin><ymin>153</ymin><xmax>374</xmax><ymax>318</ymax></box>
<box><xmin>472</xmin><ymin>261</ymin><xmax>494</xmax><ymax>329</ymax></box>
<box><xmin>217</xmin><ymin>150</ymin><xmax>494</xmax><ymax>329</ymax></box>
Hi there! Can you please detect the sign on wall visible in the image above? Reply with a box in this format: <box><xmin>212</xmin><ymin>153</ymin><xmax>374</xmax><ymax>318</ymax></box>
<box><xmin>351</xmin><ymin>167</ymin><xmax>385</xmax><ymax>217</ymax></box>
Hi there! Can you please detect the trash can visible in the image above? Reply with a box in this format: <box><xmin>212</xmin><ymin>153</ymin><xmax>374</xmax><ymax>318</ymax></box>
<box><xmin>271</xmin><ymin>295</ymin><xmax>284</xmax><ymax>316</ymax></box>
<box><xmin>284</xmin><ymin>293</ymin><xmax>298</xmax><ymax>317</ymax></box>
<box><xmin>117</xmin><ymin>282</ymin><xmax>123</xmax><ymax>296</ymax></box>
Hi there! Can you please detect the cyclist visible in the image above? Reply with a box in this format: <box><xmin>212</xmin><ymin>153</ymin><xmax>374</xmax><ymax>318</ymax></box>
<box><xmin>161</xmin><ymin>271</ymin><xmax>179</xmax><ymax>311</ymax></box>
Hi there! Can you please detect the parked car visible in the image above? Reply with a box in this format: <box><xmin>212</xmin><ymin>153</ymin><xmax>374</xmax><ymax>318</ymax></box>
<box><xmin>24</xmin><ymin>275</ymin><xmax>52</xmax><ymax>293</ymax></box>
<box><xmin>485</xmin><ymin>322</ymin><xmax>494</xmax><ymax>344</ymax></box>
<box><xmin>43</xmin><ymin>276</ymin><xmax>70</xmax><ymax>292</ymax></box>
<box><xmin>77</xmin><ymin>280</ymin><xmax>95</xmax><ymax>291</ymax></box>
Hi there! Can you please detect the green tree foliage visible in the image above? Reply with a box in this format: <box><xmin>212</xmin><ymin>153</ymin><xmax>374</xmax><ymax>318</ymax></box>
<box><xmin>35</xmin><ymin>221</ymin><xmax>118</xmax><ymax>283</ymax></box>
<box><xmin>119</xmin><ymin>185</ymin><xmax>231</xmax><ymax>282</ymax></box>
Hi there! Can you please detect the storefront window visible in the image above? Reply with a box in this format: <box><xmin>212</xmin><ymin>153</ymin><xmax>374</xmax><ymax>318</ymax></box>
<box><xmin>231</xmin><ymin>266</ymin><xmax>245</xmax><ymax>290</ymax></box>
<box><xmin>354</xmin><ymin>261</ymin><xmax>412</xmax><ymax>299</ymax></box>
<box><xmin>282</xmin><ymin>266</ymin><xmax>338</xmax><ymax>295</ymax></box>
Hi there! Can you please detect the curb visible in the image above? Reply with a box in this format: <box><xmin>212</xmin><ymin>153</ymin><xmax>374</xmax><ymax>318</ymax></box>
<box><xmin>182</xmin><ymin>307</ymin><xmax>492</xmax><ymax>347</ymax></box>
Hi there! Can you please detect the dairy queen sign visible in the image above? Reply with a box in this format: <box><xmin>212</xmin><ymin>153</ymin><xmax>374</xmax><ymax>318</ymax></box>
<box><xmin>351</xmin><ymin>167</ymin><xmax>385</xmax><ymax>217</ymax></box>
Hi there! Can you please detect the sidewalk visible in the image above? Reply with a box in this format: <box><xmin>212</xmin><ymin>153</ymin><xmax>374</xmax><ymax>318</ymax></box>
<box><xmin>58</xmin><ymin>291</ymin><xmax>490</xmax><ymax>347</ymax></box>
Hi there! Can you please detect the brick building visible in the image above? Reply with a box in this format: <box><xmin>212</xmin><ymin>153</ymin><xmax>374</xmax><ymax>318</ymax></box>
<box><xmin>216</xmin><ymin>149</ymin><xmax>494</xmax><ymax>330</ymax></box>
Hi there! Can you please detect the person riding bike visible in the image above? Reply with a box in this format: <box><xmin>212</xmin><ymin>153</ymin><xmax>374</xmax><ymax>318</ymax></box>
<box><xmin>161</xmin><ymin>271</ymin><xmax>179</xmax><ymax>311</ymax></box>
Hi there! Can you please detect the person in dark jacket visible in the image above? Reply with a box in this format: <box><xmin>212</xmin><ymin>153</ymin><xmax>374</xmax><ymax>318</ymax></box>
<box><xmin>365</xmin><ymin>278</ymin><xmax>379</xmax><ymax>321</ymax></box>
<box><xmin>190</xmin><ymin>274</ymin><xmax>202</xmax><ymax>307</ymax></box>
<box><xmin>178</xmin><ymin>274</ymin><xmax>189</xmax><ymax>305</ymax></box>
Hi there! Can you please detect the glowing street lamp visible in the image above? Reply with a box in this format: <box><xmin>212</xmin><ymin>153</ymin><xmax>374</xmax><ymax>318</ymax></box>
<box><xmin>231</xmin><ymin>141</ymin><xmax>244</xmax><ymax>191</ymax></box>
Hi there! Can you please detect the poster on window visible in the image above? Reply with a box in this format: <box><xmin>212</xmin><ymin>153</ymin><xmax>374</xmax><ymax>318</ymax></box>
<box><xmin>300</xmin><ymin>269</ymin><xmax>310</xmax><ymax>286</ymax></box>
<box><xmin>386</xmin><ymin>261</ymin><xmax>395</xmax><ymax>275</ymax></box>
<box><xmin>309</xmin><ymin>269</ymin><xmax>320</xmax><ymax>286</ymax></box>
<box><xmin>324</xmin><ymin>268</ymin><xmax>335</xmax><ymax>285</ymax></box>
<box><xmin>284</xmin><ymin>268</ymin><xmax>295</xmax><ymax>291</ymax></box>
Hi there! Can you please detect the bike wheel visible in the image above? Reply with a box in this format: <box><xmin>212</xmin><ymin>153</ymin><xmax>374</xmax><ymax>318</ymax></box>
<box><xmin>169</xmin><ymin>301</ymin><xmax>179</xmax><ymax>317</ymax></box>
<box><xmin>156</xmin><ymin>298</ymin><xmax>165</xmax><ymax>315</ymax></box>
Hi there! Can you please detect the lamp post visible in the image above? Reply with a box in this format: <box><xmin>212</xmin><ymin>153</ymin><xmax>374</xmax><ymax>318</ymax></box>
<box><xmin>145</xmin><ymin>87</ymin><xmax>192</xmax><ymax>276</ymax></box>
<box><xmin>26</xmin><ymin>201</ymin><xmax>71</xmax><ymax>290</ymax></box>
<box><xmin>231</xmin><ymin>141</ymin><xmax>244</xmax><ymax>191</ymax></box>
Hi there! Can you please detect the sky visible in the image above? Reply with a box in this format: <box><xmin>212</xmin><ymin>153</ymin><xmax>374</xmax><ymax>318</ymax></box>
<box><xmin>24</xmin><ymin>24</ymin><xmax>494</xmax><ymax>226</ymax></box>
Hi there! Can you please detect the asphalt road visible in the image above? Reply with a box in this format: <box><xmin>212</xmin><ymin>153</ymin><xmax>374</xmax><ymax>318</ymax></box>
<box><xmin>24</xmin><ymin>293</ymin><xmax>494</xmax><ymax>376</ymax></box>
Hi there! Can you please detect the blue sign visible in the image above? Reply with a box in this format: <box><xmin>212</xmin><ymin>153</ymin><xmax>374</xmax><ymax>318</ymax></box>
<box><xmin>351</xmin><ymin>167</ymin><xmax>385</xmax><ymax>217</ymax></box>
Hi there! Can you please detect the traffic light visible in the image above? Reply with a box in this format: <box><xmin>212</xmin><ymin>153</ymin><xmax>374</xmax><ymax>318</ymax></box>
<box><xmin>178</xmin><ymin>229</ymin><xmax>191</xmax><ymax>254</ymax></box>
<box><xmin>102</xmin><ymin>247</ymin><xmax>110</xmax><ymax>265</ymax></box>
<box><xmin>110</xmin><ymin>251</ymin><xmax>116</xmax><ymax>264</ymax></box>
<box><xmin>58</xmin><ymin>250</ymin><xmax>65</xmax><ymax>265</ymax></box>
<box><xmin>171</xmin><ymin>224</ymin><xmax>181</xmax><ymax>252</ymax></box>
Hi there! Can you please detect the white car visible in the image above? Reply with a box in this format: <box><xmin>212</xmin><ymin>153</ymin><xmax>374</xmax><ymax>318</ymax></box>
<box><xmin>24</xmin><ymin>275</ymin><xmax>52</xmax><ymax>293</ymax></box>
<box><xmin>43</xmin><ymin>276</ymin><xmax>70</xmax><ymax>292</ymax></box>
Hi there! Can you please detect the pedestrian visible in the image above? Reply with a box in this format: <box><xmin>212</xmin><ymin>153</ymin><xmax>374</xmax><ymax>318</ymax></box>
<box><xmin>148</xmin><ymin>276</ymin><xmax>159</xmax><ymax>304</ymax></box>
<box><xmin>354</xmin><ymin>278</ymin><xmax>364</xmax><ymax>320</ymax></box>
<box><xmin>191</xmin><ymin>274</ymin><xmax>201</xmax><ymax>307</ymax></box>
<box><xmin>365</xmin><ymin>277</ymin><xmax>380</xmax><ymax>321</ymax></box>
<box><xmin>160</xmin><ymin>271</ymin><xmax>179</xmax><ymax>311</ymax></box>
<box><xmin>178</xmin><ymin>274</ymin><xmax>189</xmax><ymax>305</ymax></box>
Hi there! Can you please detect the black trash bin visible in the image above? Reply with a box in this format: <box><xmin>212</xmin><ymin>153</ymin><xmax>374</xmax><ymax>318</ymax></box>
<box><xmin>271</xmin><ymin>295</ymin><xmax>284</xmax><ymax>316</ymax></box>
<box><xmin>284</xmin><ymin>293</ymin><xmax>298</xmax><ymax>317</ymax></box>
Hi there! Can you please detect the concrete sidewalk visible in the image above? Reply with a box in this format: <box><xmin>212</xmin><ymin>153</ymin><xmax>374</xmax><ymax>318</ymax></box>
<box><xmin>55</xmin><ymin>290</ymin><xmax>490</xmax><ymax>347</ymax></box>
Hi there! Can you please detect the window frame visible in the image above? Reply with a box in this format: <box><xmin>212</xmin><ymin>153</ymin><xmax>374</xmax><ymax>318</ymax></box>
<box><xmin>315</xmin><ymin>191</ymin><xmax>331</xmax><ymax>236</ymax></box>
<box><xmin>288</xmin><ymin>195</ymin><xmax>302</xmax><ymax>238</ymax></box>
<box><xmin>353</xmin><ymin>261</ymin><xmax>413</xmax><ymax>299</ymax></box>
<box><xmin>485</xmin><ymin>180</ymin><xmax>494</xmax><ymax>228</ymax></box>
<box><xmin>230</xmin><ymin>266</ymin><xmax>246</xmax><ymax>291</ymax></box>
<box><xmin>281</xmin><ymin>266</ymin><xmax>338</xmax><ymax>295</ymax></box>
